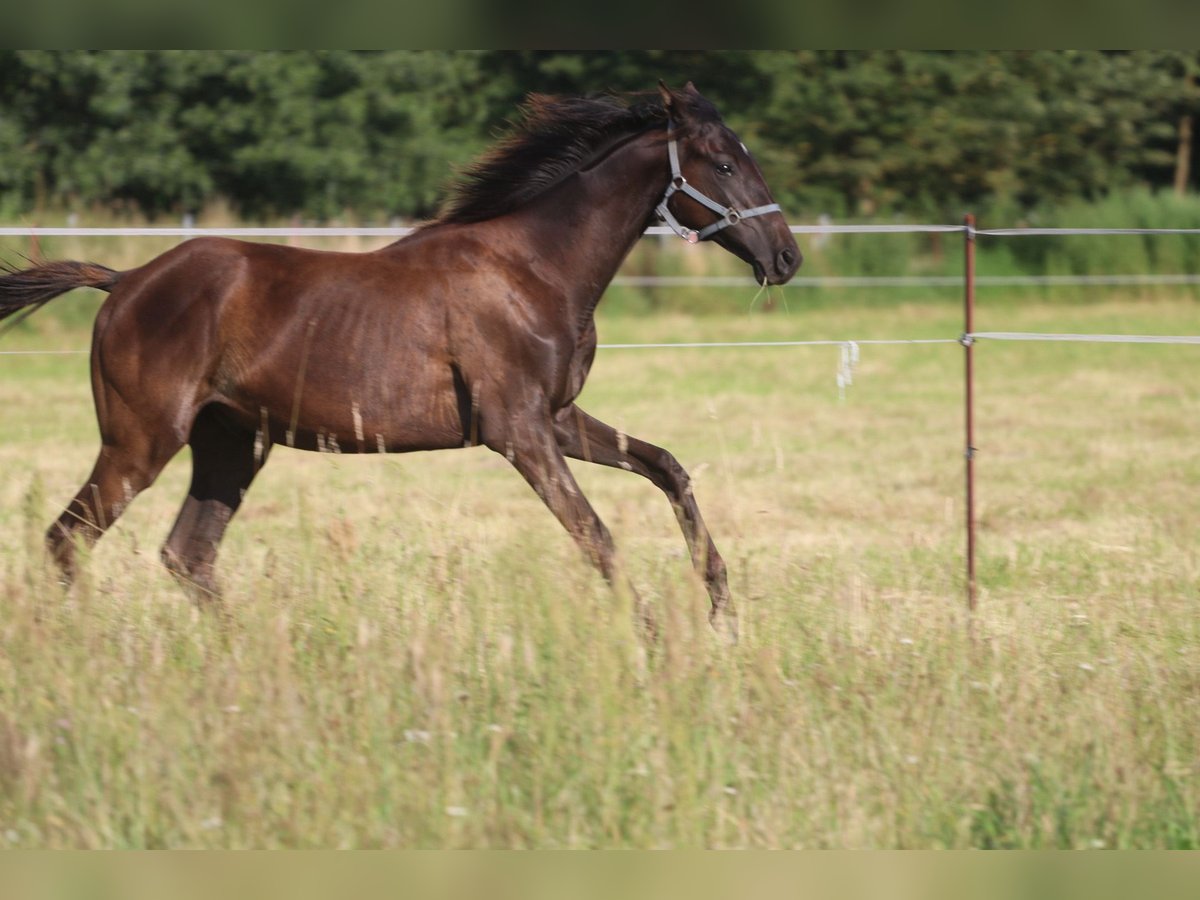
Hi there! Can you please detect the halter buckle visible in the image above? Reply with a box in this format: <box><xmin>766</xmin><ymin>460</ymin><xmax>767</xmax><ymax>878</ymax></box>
<box><xmin>684</xmin><ymin>229</ymin><xmax>699</xmax><ymax>244</ymax></box>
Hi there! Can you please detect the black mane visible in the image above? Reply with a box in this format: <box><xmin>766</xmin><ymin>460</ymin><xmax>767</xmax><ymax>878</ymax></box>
<box><xmin>435</xmin><ymin>93</ymin><xmax>669</xmax><ymax>226</ymax></box>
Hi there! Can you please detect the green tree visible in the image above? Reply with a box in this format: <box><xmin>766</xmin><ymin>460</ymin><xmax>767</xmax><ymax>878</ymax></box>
<box><xmin>0</xmin><ymin>51</ymin><xmax>1197</xmax><ymax>223</ymax></box>
<box><xmin>752</xmin><ymin>51</ymin><xmax>1191</xmax><ymax>219</ymax></box>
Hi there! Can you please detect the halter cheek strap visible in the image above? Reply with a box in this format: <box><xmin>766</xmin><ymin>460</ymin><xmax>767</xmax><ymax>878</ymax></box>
<box><xmin>654</xmin><ymin>121</ymin><xmax>782</xmax><ymax>243</ymax></box>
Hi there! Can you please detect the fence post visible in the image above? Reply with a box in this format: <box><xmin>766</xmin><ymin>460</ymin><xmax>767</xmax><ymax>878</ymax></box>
<box><xmin>963</xmin><ymin>213</ymin><xmax>978</xmax><ymax>610</ymax></box>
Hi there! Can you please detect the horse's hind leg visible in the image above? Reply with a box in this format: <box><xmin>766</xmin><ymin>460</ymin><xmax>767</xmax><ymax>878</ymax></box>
<box><xmin>161</xmin><ymin>405</ymin><xmax>265</xmax><ymax>600</ymax></box>
<box><xmin>47</xmin><ymin>419</ymin><xmax>184</xmax><ymax>586</ymax></box>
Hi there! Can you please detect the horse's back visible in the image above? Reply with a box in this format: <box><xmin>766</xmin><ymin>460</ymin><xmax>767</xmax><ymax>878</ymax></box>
<box><xmin>95</xmin><ymin>236</ymin><xmax>432</xmax><ymax>358</ymax></box>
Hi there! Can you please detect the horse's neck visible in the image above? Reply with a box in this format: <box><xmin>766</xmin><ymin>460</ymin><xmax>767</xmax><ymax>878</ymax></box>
<box><xmin>513</xmin><ymin>130</ymin><xmax>668</xmax><ymax>324</ymax></box>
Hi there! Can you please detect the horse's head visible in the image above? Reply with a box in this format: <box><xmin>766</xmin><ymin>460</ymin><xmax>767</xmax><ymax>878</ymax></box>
<box><xmin>656</xmin><ymin>82</ymin><xmax>801</xmax><ymax>286</ymax></box>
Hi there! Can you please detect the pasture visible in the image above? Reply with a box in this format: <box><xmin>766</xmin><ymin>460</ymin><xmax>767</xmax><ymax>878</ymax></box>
<box><xmin>1</xmin><ymin>283</ymin><xmax>1199</xmax><ymax>848</ymax></box>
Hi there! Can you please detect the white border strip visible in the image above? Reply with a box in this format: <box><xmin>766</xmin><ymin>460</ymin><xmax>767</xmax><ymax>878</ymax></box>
<box><xmin>5</xmin><ymin>224</ymin><xmax>1200</xmax><ymax>238</ymax></box>
<box><xmin>8</xmin><ymin>334</ymin><xmax>1200</xmax><ymax>358</ymax></box>
<box><xmin>969</xmin><ymin>331</ymin><xmax>1200</xmax><ymax>345</ymax></box>
<box><xmin>0</xmin><ymin>224</ymin><xmax>963</xmax><ymax>238</ymax></box>
<box><xmin>597</xmin><ymin>339</ymin><xmax>958</xmax><ymax>349</ymax></box>
<box><xmin>613</xmin><ymin>274</ymin><xmax>1200</xmax><ymax>288</ymax></box>
<box><xmin>976</xmin><ymin>227</ymin><xmax>1200</xmax><ymax>237</ymax></box>
<box><xmin>0</xmin><ymin>227</ymin><xmax>417</xmax><ymax>238</ymax></box>
<box><xmin>0</xmin><ymin>338</ymin><xmax>960</xmax><ymax>357</ymax></box>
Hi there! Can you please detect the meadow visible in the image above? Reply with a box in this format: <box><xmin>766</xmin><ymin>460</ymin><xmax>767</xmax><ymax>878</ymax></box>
<box><xmin>1</xmin><ymin>231</ymin><xmax>1199</xmax><ymax>847</ymax></box>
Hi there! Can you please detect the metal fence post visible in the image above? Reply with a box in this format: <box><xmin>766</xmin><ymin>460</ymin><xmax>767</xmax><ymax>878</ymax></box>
<box><xmin>963</xmin><ymin>213</ymin><xmax>978</xmax><ymax>610</ymax></box>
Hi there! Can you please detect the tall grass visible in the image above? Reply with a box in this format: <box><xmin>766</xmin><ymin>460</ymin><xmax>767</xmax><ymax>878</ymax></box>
<box><xmin>2</xmin><ymin>295</ymin><xmax>1199</xmax><ymax>847</ymax></box>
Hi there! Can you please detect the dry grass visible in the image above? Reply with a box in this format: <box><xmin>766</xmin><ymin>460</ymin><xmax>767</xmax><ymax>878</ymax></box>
<box><xmin>1</xmin><ymin>288</ymin><xmax>1199</xmax><ymax>847</ymax></box>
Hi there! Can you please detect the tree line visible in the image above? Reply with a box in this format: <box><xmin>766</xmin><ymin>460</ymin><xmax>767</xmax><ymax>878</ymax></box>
<box><xmin>0</xmin><ymin>50</ymin><xmax>1195</xmax><ymax>223</ymax></box>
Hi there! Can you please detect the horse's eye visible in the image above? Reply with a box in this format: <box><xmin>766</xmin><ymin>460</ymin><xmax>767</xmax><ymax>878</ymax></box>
<box><xmin>716</xmin><ymin>163</ymin><xmax>734</xmax><ymax>176</ymax></box>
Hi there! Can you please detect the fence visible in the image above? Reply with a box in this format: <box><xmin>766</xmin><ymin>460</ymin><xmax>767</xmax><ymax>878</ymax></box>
<box><xmin>5</xmin><ymin>218</ymin><xmax>1200</xmax><ymax>609</ymax></box>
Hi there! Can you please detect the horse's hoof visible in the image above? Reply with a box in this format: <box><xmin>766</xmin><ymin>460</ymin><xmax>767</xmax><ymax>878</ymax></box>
<box><xmin>709</xmin><ymin>607</ymin><xmax>739</xmax><ymax>646</ymax></box>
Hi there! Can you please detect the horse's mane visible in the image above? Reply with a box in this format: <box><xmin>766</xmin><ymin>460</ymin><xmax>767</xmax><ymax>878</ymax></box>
<box><xmin>433</xmin><ymin>93</ymin><xmax>672</xmax><ymax>226</ymax></box>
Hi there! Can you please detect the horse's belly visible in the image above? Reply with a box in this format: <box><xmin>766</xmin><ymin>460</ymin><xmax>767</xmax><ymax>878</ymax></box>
<box><xmin>220</xmin><ymin>362</ymin><xmax>466</xmax><ymax>454</ymax></box>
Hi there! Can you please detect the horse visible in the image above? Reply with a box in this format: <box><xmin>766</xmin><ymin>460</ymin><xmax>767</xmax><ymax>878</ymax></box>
<box><xmin>0</xmin><ymin>82</ymin><xmax>800</xmax><ymax>641</ymax></box>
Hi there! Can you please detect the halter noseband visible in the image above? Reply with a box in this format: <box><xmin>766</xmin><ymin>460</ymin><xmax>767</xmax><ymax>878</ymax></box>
<box><xmin>654</xmin><ymin>121</ymin><xmax>782</xmax><ymax>244</ymax></box>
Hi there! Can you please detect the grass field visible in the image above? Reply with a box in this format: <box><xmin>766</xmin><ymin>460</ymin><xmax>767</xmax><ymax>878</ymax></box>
<box><xmin>1</xmin><ymin>274</ymin><xmax>1199</xmax><ymax>847</ymax></box>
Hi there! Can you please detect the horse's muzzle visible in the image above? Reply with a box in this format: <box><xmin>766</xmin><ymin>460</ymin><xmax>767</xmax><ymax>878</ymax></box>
<box><xmin>773</xmin><ymin>246</ymin><xmax>802</xmax><ymax>284</ymax></box>
<box><xmin>755</xmin><ymin>245</ymin><xmax>802</xmax><ymax>286</ymax></box>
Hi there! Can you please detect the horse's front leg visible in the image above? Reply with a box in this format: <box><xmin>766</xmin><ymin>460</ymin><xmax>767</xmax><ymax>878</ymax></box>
<box><xmin>553</xmin><ymin>404</ymin><xmax>736</xmax><ymax>643</ymax></box>
<box><xmin>484</xmin><ymin>409</ymin><xmax>656</xmax><ymax>639</ymax></box>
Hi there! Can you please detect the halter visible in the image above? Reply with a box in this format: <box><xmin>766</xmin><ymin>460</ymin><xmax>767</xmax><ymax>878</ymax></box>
<box><xmin>654</xmin><ymin>121</ymin><xmax>782</xmax><ymax>244</ymax></box>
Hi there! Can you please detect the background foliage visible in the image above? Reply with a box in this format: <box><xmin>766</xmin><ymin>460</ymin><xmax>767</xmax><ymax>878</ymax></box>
<box><xmin>0</xmin><ymin>50</ymin><xmax>1197</xmax><ymax>223</ymax></box>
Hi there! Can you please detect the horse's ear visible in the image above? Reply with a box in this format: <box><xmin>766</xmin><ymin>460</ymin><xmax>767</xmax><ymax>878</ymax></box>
<box><xmin>658</xmin><ymin>80</ymin><xmax>676</xmax><ymax>113</ymax></box>
<box><xmin>659</xmin><ymin>80</ymin><xmax>694</xmax><ymax>124</ymax></box>
<box><xmin>684</xmin><ymin>81</ymin><xmax>700</xmax><ymax>96</ymax></box>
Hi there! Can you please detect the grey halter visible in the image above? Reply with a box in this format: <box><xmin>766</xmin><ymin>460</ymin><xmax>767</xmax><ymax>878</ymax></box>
<box><xmin>655</xmin><ymin>121</ymin><xmax>783</xmax><ymax>243</ymax></box>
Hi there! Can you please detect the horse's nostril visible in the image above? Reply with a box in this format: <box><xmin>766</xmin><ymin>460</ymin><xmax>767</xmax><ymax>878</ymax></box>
<box><xmin>776</xmin><ymin>247</ymin><xmax>799</xmax><ymax>273</ymax></box>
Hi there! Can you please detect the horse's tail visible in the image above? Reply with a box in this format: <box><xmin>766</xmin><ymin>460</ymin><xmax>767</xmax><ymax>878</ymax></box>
<box><xmin>0</xmin><ymin>260</ymin><xmax>122</xmax><ymax>332</ymax></box>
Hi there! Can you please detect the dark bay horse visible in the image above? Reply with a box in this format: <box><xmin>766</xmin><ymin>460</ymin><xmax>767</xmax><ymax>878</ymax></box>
<box><xmin>0</xmin><ymin>82</ymin><xmax>800</xmax><ymax>639</ymax></box>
